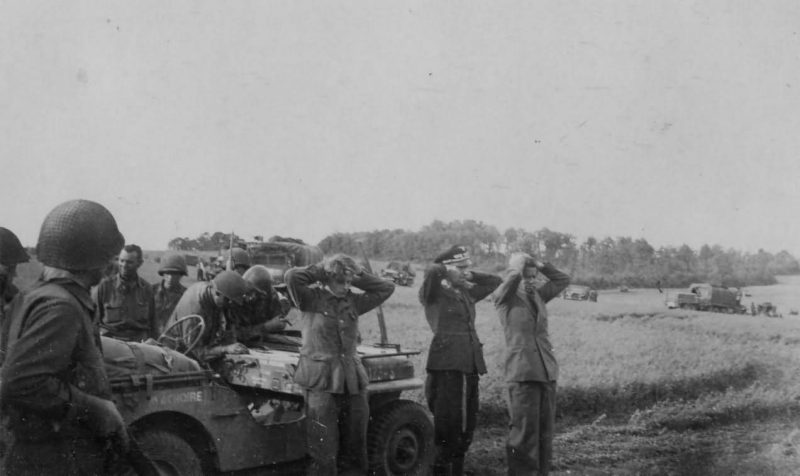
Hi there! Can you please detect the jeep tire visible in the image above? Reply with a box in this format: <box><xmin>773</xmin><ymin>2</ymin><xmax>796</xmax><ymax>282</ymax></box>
<box><xmin>133</xmin><ymin>429</ymin><xmax>202</xmax><ymax>476</ymax></box>
<box><xmin>368</xmin><ymin>400</ymin><xmax>434</xmax><ymax>476</ymax></box>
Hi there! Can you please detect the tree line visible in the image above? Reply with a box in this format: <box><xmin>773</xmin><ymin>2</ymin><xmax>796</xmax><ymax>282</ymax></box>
<box><xmin>168</xmin><ymin>220</ymin><xmax>799</xmax><ymax>289</ymax></box>
<box><xmin>316</xmin><ymin>220</ymin><xmax>800</xmax><ymax>289</ymax></box>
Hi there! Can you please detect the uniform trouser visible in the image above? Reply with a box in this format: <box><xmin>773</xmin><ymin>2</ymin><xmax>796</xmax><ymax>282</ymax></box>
<box><xmin>506</xmin><ymin>381</ymin><xmax>556</xmax><ymax>476</ymax></box>
<box><xmin>2</xmin><ymin>435</ymin><xmax>107</xmax><ymax>475</ymax></box>
<box><xmin>425</xmin><ymin>370</ymin><xmax>480</xmax><ymax>475</ymax></box>
<box><xmin>305</xmin><ymin>389</ymin><xmax>369</xmax><ymax>476</ymax></box>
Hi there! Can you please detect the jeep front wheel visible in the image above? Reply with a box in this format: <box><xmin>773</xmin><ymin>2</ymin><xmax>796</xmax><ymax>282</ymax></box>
<box><xmin>133</xmin><ymin>429</ymin><xmax>202</xmax><ymax>476</ymax></box>
<box><xmin>368</xmin><ymin>400</ymin><xmax>434</xmax><ymax>476</ymax></box>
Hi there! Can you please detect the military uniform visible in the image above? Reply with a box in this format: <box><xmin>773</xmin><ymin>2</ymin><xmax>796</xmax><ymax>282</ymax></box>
<box><xmin>231</xmin><ymin>288</ymin><xmax>289</xmax><ymax>345</ymax></box>
<box><xmin>166</xmin><ymin>281</ymin><xmax>237</xmax><ymax>362</ymax></box>
<box><xmin>493</xmin><ymin>263</ymin><xmax>570</xmax><ymax>476</ymax></box>
<box><xmin>94</xmin><ymin>274</ymin><xmax>156</xmax><ymax>341</ymax></box>
<box><xmin>1</xmin><ymin>272</ymin><xmax>113</xmax><ymax>474</ymax></box>
<box><xmin>419</xmin><ymin>257</ymin><xmax>501</xmax><ymax>476</ymax></box>
<box><xmin>152</xmin><ymin>281</ymin><xmax>187</xmax><ymax>335</ymax></box>
<box><xmin>285</xmin><ymin>264</ymin><xmax>394</xmax><ymax>476</ymax></box>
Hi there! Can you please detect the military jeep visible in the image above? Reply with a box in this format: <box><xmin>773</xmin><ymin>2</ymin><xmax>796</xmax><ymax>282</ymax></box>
<box><xmin>105</xmin><ymin>321</ymin><xmax>433</xmax><ymax>475</ymax></box>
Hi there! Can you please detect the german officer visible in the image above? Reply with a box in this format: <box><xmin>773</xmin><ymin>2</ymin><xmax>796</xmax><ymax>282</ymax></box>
<box><xmin>285</xmin><ymin>254</ymin><xmax>395</xmax><ymax>476</ymax></box>
<box><xmin>419</xmin><ymin>245</ymin><xmax>501</xmax><ymax>476</ymax></box>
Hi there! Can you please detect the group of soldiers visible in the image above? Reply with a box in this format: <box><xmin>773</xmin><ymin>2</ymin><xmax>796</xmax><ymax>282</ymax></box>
<box><xmin>0</xmin><ymin>199</ymin><xmax>572</xmax><ymax>476</ymax></box>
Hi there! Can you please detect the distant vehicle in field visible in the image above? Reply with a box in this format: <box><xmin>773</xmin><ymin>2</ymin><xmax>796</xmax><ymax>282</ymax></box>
<box><xmin>248</xmin><ymin>238</ymin><xmax>324</xmax><ymax>287</ymax></box>
<box><xmin>563</xmin><ymin>284</ymin><xmax>598</xmax><ymax>302</ymax></box>
<box><xmin>756</xmin><ymin>301</ymin><xmax>781</xmax><ymax>317</ymax></box>
<box><xmin>668</xmin><ymin>283</ymin><xmax>746</xmax><ymax>314</ymax></box>
<box><xmin>380</xmin><ymin>261</ymin><xmax>416</xmax><ymax>286</ymax></box>
<box><xmin>619</xmin><ymin>285</ymin><xmax>630</xmax><ymax>293</ymax></box>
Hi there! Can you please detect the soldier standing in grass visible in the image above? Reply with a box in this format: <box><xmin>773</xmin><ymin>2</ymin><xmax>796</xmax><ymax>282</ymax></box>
<box><xmin>1</xmin><ymin>199</ymin><xmax>129</xmax><ymax>475</ymax></box>
<box><xmin>152</xmin><ymin>253</ymin><xmax>188</xmax><ymax>335</ymax></box>
<box><xmin>285</xmin><ymin>254</ymin><xmax>395</xmax><ymax>476</ymax></box>
<box><xmin>493</xmin><ymin>252</ymin><xmax>570</xmax><ymax>476</ymax></box>
<box><xmin>419</xmin><ymin>245</ymin><xmax>502</xmax><ymax>476</ymax></box>
<box><xmin>94</xmin><ymin>244</ymin><xmax>157</xmax><ymax>341</ymax></box>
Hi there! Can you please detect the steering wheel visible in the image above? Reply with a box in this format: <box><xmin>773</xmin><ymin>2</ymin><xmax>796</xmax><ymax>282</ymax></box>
<box><xmin>158</xmin><ymin>314</ymin><xmax>206</xmax><ymax>355</ymax></box>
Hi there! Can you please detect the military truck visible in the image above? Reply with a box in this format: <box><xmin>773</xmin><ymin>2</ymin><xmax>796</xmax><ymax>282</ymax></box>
<box><xmin>247</xmin><ymin>238</ymin><xmax>324</xmax><ymax>287</ymax></box>
<box><xmin>380</xmin><ymin>261</ymin><xmax>416</xmax><ymax>287</ymax></box>
<box><xmin>670</xmin><ymin>283</ymin><xmax>746</xmax><ymax>314</ymax></box>
<box><xmin>105</xmin><ymin>317</ymin><xmax>433</xmax><ymax>475</ymax></box>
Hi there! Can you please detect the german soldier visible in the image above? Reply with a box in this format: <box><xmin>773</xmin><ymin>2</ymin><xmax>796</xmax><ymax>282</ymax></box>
<box><xmin>285</xmin><ymin>254</ymin><xmax>395</xmax><ymax>476</ymax></box>
<box><xmin>419</xmin><ymin>245</ymin><xmax>502</xmax><ymax>476</ymax></box>
<box><xmin>0</xmin><ymin>199</ymin><xmax>128</xmax><ymax>475</ymax></box>
<box><xmin>493</xmin><ymin>252</ymin><xmax>570</xmax><ymax>476</ymax></box>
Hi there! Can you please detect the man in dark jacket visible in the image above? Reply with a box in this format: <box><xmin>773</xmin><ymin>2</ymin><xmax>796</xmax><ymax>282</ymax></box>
<box><xmin>0</xmin><ymin>199</ymin><xmax>128</xmax><ymax>475</ymax></box>
<box><xmin>419</xmin><ymin>245</ymin><xmax>501</xmax><ymax>476</ymax></box>
<box><xmin>285</xmin><ymin>254</ymin><xmax>395</xmax><ymax>476</ymax></box>
<box><xmin>493</xmin><ymin>252</ymin><xmax>570</xmax><ymax>476</ymax></box>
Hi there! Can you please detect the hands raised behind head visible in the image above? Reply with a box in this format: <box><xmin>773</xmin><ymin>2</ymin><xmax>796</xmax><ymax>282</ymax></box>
<box><xmin>509</xmin><ymin>252</ymin><xmax>532</xmax><ymax>272</ymax></box>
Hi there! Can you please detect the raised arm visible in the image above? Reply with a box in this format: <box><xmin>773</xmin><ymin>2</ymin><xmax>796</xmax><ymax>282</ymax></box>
<box><xmin>284</xmin><ymin>265</ymin><xmax>327</xmax><ymax>311</ymax></box>
<box><xmin>466</xmin><ymin>271</ymin><xmax>502</xmax><ymax>302</ymax></box>
<box><xmin>536</xmin><ymin>263</ymin><xmax>571</xmax><ymax>303</ymax></box>
<box><xmin>353</xmin><ymin>271</ymin><xmax>395</xmax><ymax>315</ymax></box>
<box><xmin>418</xmin><ymin>264</ymin><xmax>447</xmax><ymax>305</ymax></box>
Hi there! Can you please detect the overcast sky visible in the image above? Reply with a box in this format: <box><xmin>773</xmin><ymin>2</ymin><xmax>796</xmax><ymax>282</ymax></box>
<box><xmin>2</xmin><ymin>1</ymin><xmax>799</xmax><ymax>257</ymax></box>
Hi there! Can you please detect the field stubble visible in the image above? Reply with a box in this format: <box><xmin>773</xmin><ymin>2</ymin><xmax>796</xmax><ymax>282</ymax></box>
<box><xmin>13</xmin><ymin>259</ymin><xmax>800</xmax><ymax>475</ymax></box>
<box><xmin>363</xmin><ymin>275</ymin><xmax>800</xmax><ymax>476</ymax></box>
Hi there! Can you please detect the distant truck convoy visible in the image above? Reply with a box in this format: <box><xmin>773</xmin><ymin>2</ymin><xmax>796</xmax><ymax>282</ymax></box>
<box><xmin>668</xmin><ymin>283</ymin><xmax>746</xmax><ymax>314</ymax></box>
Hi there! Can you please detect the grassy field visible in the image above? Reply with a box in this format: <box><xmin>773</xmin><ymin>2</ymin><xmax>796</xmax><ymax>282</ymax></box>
<box><xmin>12</xmin><ymin>257</ymin><xmax>800</xmax><ymax>475</ymax></box>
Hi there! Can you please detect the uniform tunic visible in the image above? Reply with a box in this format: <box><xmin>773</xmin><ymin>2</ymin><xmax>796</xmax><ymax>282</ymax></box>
<box><xmin>493</xmin><ymin>263</ymin><xmax>570</xmax><ymax>476</ymax></box>
<box><xmin>94</xmin><ymin>273</ymin><xmax>156</xmax><ymax>341</ymax></box>
<box><xmin>152</xmin><ymin>281</ymin><xmax>187</xmax><ymax>335</ymax></box>
<box><xmin>166</xmin><ymin>281</ymin><xmax>235</xmax><ymax>362</ymax></box>
<box><xmin>0</xmin><ymin>272</ymin><xmax>112</xmax><ymax>475</ymax></box>
<box><xmin>285</xmin><ymin>265</ymin><xmax>394</xmax><ymax>475</ymax></box>
<box><xmin>419</xmin><ymin>265</ymin><xmax>501</xmax><ymax>474</ymax></box>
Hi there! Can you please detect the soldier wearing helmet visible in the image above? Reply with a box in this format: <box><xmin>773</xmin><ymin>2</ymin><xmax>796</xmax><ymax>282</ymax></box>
<box><xmin>152</xmin><ymin>253</ymin><xmax>188</xmax><ymax>334</ymax></box>
<box><xmin>233</xmin><ymin>264</ymin><xmax>292</xmax><ymax>345</ymax></box>
<box><xmin>0</xmin><ymin>200</ymin><xmax>129</xmax><ymax>475</ymax></box>
<box><xmin>285</xmin><ymin>254</ymin><xmax>395</xmax><ymax>476</ymax></box>
<box><xmin>93</xmin><ymin>244</ymin><xmax>157</xmax><ymax>342</ymax></box>
<box><xmin>0</xmin><ymin>227</ymin><xmax>29</xmax><ymax>322</ymax></box>
<box><xmin>166</xmin><ymin>270</ymin><xmax>250</xmax><ymax>362</ymax></box>
<box><xmin>226</xmin><ymin>247</ymin><xmax>251</xmax><ymax>275</ymax></box>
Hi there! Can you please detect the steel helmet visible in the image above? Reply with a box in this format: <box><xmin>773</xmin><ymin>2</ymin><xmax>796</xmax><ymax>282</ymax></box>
<box><xmin>0</xmin><ymin>227</ymin><xmax>30</xmax><ymax>266</ymax></box>
<box><xmin>229</xmin><ymin>248</ymin><xmax>251</xmax><ymax>269</ymax></box>
<box><xmin>212</xmin><ymin>270</ymin><xmax>248</xmax><ymax>305</ymax></box>
<box><xmin>242</xmin><ymin>264</ymin><xmax>273</xmax><ymax>294</ymax></box>
<box><xmin>158</xmin><ymin>253</ymin><xmax>188</xmax><ymax>276</ymax></box>
<box><xmin>36</xmin><ymin>199</ymin><xmax>125</xmax><ymax>270</ymax></box>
